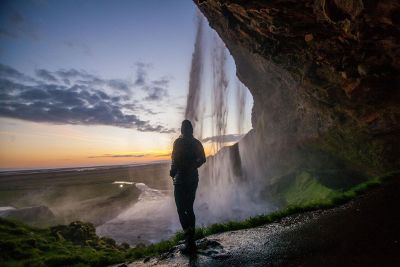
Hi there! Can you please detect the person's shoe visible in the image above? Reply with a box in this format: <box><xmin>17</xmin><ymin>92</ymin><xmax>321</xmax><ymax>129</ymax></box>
<box><xmin>180</xmin><ymin>241</ymin><xmax>197</xmax><ymax>255</ymax></box>
<box><xmin>180</xmin><ymin>227</ymin><xmax>197</xmax><ymax>255</ymax></box>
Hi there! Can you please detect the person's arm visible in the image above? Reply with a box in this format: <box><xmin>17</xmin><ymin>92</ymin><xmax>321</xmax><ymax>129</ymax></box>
<box><xmin>170</xmin><ymin>140</ymin><xmax>178</xmax><ymax>178</ymax></box>
<box><xmin>195</xmin><ymin>140</ymin><xmax>206</xmax><ymax>168</ymax></box>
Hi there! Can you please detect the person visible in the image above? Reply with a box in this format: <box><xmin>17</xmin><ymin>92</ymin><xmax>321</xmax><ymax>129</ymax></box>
<box><xmin>170</xmin><ymin>119</ymin><xmax>206</xmax><ymax>254</ymax></box>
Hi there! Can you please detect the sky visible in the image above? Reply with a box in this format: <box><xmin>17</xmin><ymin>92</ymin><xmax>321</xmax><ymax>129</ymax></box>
<box><xmin>0</xmin><ymin>0</ymin><xmax>252</xmax><ymax>170</ymax></box>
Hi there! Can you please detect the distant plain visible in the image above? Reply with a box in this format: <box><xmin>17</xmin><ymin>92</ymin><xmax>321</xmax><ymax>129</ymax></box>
<box><xmin>0</xmin><ymin>162</ymin><xmax>171</xmax><ymax>226</ymax></box>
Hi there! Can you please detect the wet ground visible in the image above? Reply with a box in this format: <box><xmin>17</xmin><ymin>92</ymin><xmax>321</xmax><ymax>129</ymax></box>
<box><xmin>116</xmin><ymin>178</ymin><xmax>400</xmax><ymax>267</ymax></box>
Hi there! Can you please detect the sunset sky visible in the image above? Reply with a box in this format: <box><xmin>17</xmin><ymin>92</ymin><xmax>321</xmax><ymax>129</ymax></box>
<box><xmin>0</xmin><ymin>0</ymin><xmax>252</xmax><ymax>170</ymax></box>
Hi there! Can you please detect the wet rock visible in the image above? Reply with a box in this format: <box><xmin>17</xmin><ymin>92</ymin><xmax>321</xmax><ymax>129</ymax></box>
<box><xmin>196</xmin><ymin>238</ymin><xmax>223</xmax><ymax>249</ymax></box>
<box><xmin>342</xmin><ymin>78</ymin><xmax>361</xmax><ymax>97</ymax></box>
<box><xmin>211</xmin><ymin>252</ymin><xmax>231</xmax><ymax>259</ymax></box>
<box><xmin>333</xmin><ymin>0</ymin><xmax>364</xmax><ymax>19</ymax></box>
<box><xmin>195</xmin><ymin>0</ymin><xmax>400</xmax><ymax>176</ymax></box>
<box><xmin>159</xmin><ymin>251</ymin><xmax>175</xmax><ymax>260</ymax></box>
<box><xmin>305</xmin><ymin>33</ymin><xmax>313</xmax><ymax>42</ymax></box>
<box><xmin>196</xmin><ymin>238</ymin><xmax>230</xmax><ymax>259</ymax></box>
<box><xmin>357</xmin><ymin>63</ymin><xmax>368</xmax><ymax>76</ymax></box>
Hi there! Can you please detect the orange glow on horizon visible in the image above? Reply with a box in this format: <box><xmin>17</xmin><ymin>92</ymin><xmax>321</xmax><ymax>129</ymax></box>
<box><xmin>0</xmin><ymin>118</ymin><xmax>231</xmax><ymax>170</ymax></box>
<box><xmin>0</xmin><ymin>146</ymin><xmax>217</xmax><ymax>170</ymax></box>
<box><xmin>0</xmin><ymin>118</ymin><xmax>176</xmax><ymax>170</ymax></box>
<box><xmin>0</xmin><ymin>151</ymin><xmax>172</xmax><ymax>170</ymax></box>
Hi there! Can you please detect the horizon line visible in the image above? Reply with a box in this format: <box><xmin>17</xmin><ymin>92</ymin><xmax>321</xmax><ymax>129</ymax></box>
<box><xmin>0</xmin><ymin>160</ymin><xmax>170</xmax><ymax>174</ymax></box>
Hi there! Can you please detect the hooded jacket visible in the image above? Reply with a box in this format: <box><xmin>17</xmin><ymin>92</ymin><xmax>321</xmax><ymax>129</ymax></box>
<box><xmin>170</xmin><ymin>120</ymin><xmax>206</xmax><ymax>184</ymax></box>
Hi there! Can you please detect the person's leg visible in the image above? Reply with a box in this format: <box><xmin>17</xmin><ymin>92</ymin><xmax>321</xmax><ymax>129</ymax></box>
<box><xmin>175</xmin><ymin>181</ymin><xmax>198</xmax><ymax>253</ymax></box>
<box><xmin>185</xmin><ymin>181</ymin><xmax>198</xmax><ymax>251</ymax></box>
<box><xmin>187</xmin><ymin>181</ymin><xmax>198</xmax><ymax>230</ymax></box>
<box><xmin>174</xmin><ymin>184</ymin><xmax>190</xmax><ymax>230</ymax></box>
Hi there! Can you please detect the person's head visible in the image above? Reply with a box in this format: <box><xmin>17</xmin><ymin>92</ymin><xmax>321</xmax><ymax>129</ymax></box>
<box><xmin>181</xmin><ymin>119</ymin><xmax>193</xmax><ymax>137</ymax></box>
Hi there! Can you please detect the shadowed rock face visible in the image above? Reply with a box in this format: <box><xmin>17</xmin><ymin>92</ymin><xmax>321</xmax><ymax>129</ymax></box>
<box><xmin>195</xmin><ymin>0</ymin><xmax>400</xmax><ymax>174</ymax></box>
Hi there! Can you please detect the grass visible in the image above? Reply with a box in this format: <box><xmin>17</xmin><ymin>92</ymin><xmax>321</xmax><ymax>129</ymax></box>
<box><xmin>190</xmin><ymin>174</ymin><xmax>385</xmax><ymax>240</ymax></box>
<box><xmin>1</xmin><ymin>173</ymin><xmax>395</xmax><ymax>267</ymax></box>
<box><xmin>283</xmin><ymin>171</ymin><xmax>338</xmax><ymax>206</ymax></box>
<box><xmin>0</xmin><ymin>219</ymin><xmax>129</xmax><ymax>267</ymax></box>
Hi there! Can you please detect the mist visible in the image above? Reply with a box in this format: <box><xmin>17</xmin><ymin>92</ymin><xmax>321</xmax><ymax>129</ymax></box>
<box><xmin>95</xmin><ymin>14</ymin><xmax>262</xmax><ymax>245</ymax></box>
<box><xmin>184</xmin><ymin>15</ymin><xmax>272</xmax><ymax>225</ymax></box>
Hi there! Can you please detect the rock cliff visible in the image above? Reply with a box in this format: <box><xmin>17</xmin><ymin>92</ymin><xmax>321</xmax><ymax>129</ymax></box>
<box><xmin>195</xmin><ymin>0</ymin><xmax>399</xmax><ymax>180</ymax></box>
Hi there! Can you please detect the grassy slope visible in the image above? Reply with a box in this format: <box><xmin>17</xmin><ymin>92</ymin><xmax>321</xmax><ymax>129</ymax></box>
<box><xmin>2</xmin><ymin>172</ymin><xmax>398</xmax><ymax>267</ymax></box>
<box><xmin>0</xmin><ymin>219</ymin><xmax>128</xmax><ymax>267</ymax></box>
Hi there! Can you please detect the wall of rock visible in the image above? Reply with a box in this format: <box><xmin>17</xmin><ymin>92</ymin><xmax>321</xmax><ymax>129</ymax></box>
<box><xmin>195</xmin><ymin>0</ymin><xmax>400</xmax><ymax>178</ymax></box>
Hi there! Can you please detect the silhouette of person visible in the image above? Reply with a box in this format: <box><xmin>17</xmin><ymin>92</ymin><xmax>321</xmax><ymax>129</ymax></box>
<box><xmin>170</xmin><ymin>119</ymin><xmax>206</xmax><ymax>254</ymax></box>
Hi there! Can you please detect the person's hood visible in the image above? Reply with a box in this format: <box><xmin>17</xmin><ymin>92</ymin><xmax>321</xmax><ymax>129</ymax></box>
<box><xmin>181</xmin><ymin>120</ymin><xmax>193</xmax><ymax>137</ymax></box>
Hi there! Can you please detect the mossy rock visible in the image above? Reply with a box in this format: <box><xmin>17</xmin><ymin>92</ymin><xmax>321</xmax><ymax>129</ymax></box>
<box><xmin>316</xmin><ymin>126</ymin><xmax>389</xmax><ymax>173</ymax></box>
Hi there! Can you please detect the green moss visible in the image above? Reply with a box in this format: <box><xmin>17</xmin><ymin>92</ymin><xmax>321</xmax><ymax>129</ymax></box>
<box><xmin>317</xmin><ymin>127</ymin><xmax>386</xmax><ymax>172</ymax></box>
<box><xmin>0</xmin><ymin>219</ymin><xmax>128</xmax><ymax>267</ymax></box>
<box><xmin>283</xmin><ymin>171</ymin><xmax>337</xmax><ymax>206</ymax></box>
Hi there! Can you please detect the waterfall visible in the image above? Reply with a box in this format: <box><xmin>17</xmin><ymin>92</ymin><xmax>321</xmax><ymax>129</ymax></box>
<box><xmin>183</xmin><ymin>14</ymin><xmax>271</xmax><ymax>225</ymax></box>
<box><xmin>236</xmin><ymin>80</ymin><xmax>247</xmax><ymax>135</ymax></box>
<box><xmin>211</xmin><ymin>35</ymin><xmax>229</xmax><ymax>151</ymax></box>
<box><xmin>185</xmin><ymin>13</ymin><xmax>205</xmax><ymax>138</ymax></box>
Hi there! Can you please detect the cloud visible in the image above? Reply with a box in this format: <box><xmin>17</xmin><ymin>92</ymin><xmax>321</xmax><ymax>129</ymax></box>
<box><xmin>88</xmin><ymin>154</ymin><xmax>146</xmax><ymax>158</ymax></box>
<box><xmin>142</xmin><ymin>77</ymin><xmax>171</xmax><ymax>101</ymax></box>
<box><xmin>152</xmin><ymin>77</ymin><xmax>170</xmax><ymax>87</ymax></box>
<box><xmin>155</xmin><ymin>153</ymin><xmax>171</xmax><ymax>157</ymax></box>
<box><xmin>131</xmin><ymin>104</ymin><xmax>160</xmax><ymax>115</ymax></box>
<box><xmin>143</xmin><ymin>86</ymin><xmax>168</xmax><ymax>101</ymax></box>
<box><xmin>202</xmin><ymin>134</ymin><xmax>244</xmax><ymax>143</ymax></box>
<box><xmin>55</xmin><ymin>68</ymin><xmax>95</xmax><ymax>80</ymax></box>
<box><xmin>53</xmin><ymin>68</ymin><xmax>132</xmax><ymax>93</ymax></box>
<box><xmin>107</xmin><ymin>79</ymin><xmax>130</xmax><ymax>92</ymax></box>
<box><xmin>132</xmin><ymin>62</ymin><xmax>170</xmax><ymax>101</ymax></box>
<box><xmin>0</xmin><ymin>64</ymin><xmax>174</xmax><ymax>133</ymax></box>
<box><xmin>19</xmin><ymin>88</ymin><xmax>50</xmax><ymax>99</ymax></box>
<box><xmin>88</xmin><ymin>152</ymin><xmax>172</xmax><ymax>158</ymax></box>
<box><xmin>35</xmin><ymin>69</ymin><xmax>58</xmax><ymax>82</ymax></box>
<box><xmin>138</xmin><ymin>124</ymin><xmax>175</xmax><ymax>133</ymax></box>
<box><xmin>0</xmin><ymin>64</ymin><xmax>35</xmax><ymax>83</ymax></box>
<box><xmin>134</xmin><ymin>62</ymin><xmax>149</xmax><ymax>86</ymax></box>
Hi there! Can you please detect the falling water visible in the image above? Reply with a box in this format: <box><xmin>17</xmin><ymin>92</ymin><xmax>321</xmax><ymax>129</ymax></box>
<box><xmin>236</xmin><ymin>80</ymin><xmax>247</xmax><ymax>135</ymax></box>
<box><xmin>186</xmin><ymin>28</ymin><xmax>271</xmax><ymax>224</ymax></box>
<box><xmin>211</xmin><ymin>36</ymin><xmax>229</xmax><ymax>151</ymax></box>
<box><xmin>185</xmin><ymin>13</ymin><xmax>205</xmax><ymax>137</ymax></box>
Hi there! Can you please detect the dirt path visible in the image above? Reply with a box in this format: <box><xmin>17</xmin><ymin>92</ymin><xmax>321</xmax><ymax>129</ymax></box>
<box><xmin>119</xmin><ymin>178</ymin><xmax>400</xmax><ymax>267</ymax></box>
